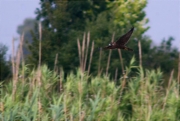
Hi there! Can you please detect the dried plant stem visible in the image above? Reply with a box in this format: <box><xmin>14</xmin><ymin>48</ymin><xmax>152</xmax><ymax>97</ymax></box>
<box><xmin>77</xmin><ymin>32</ymin><xmax>93</xmax><ymax>75</ymax></box>
<box><xmin>84</xmin><ymin>31</ymin><xmax>90</xmax><ymax>71</ymax></box>
<box><xmin>88</xmin><ymin>41</ymin><xmax>94</xmax><ymax>75</ymax></box>
<box><xmin>118</xmin><ymin>73</ymin><xmax>128</xmax><ymax>104</ymax></box>
<box><xmin>106</xmin><ymin>49</ymin><xmax>112</xmax><ymax>76</ymax></box>
<box><xmin>59</xmin><ymin>68</ymin><xmax>64</xmax><ymax>93</ymax></box>
<box><xmin>78</xmin><ymin>80</ymin><xmax>82</xmax><ymax>121</ymax></box>
<box><xmin>64</xmin><ymin>95</ymin><xmax>67</xmax><ymax>121</ymax></box>
<box><xmin>54</xmin><ymin>53</ymin><xmax>58</xmax><ymax>72</ymax></box>
<box><xmin>118</xmin><ymin>49</ymin><xmax>124</xmax><ymax>74</ymax></box>
<box><xmin>12</xmin><ymin>33</ymin><xmax>24</xmax><ymax>100</ymax></box>
<box><xmin>11</xmin><ymin>38</ymin><xmax>15</xmax><ymax>80</ymax></box>
<box><xmin>38</xmin><ymin>22</ymin><xmax>42</xmax><ymax>68</ymax></box>
<box><xmin>98</xmin><ymin>49</ymin><xmax>102</xmax><ymax>75</ymax></box>
<box><xmin>15</xmin><ymin>47</ymin><xmax>21</xmax><ymax>81</ymax></box>
<box><xmin>0</xmin><ymin>102</ymin><xmax>4</xmax><ymax>113</ymax></box>
<box><xmin>163</xmin><ymin>69</ymin><xmax>174</xmax><ymax>110</ymax></box>
<box><xmin>38</xmin><ymin>22</ymin><xmax>42</xmax><ymax>87</ymax></box>
<box><xmin>20</xmin><ymin>33</ymin><xmax>25</xmax><ymax>84</ymax></box>
<box><xmin>77</xmin><ymin>39</ymin><xmax>82</xmax><ymax>70</ymax></box>
<box><xmin>138</xmin><ymin>40</ymin><xmax>142</xmax><ymax>67</ymax></box>
<box><xmin>38</xmin><ymin>98</ymin><xmax>42</xmax><ymax>121</ymax></box>
<box><xmin>115</xmin><ymin>68</ymin><xmax>118</xmax><ymax>83</ymax></box>
<box><xmin>82</xmin><ymin>33</ymin><xmax>86</xmax><ymax>72</ymax></box>
<box><xmin>37</xmin><ymin>23</ymin><xmax>42</xmax><ymax>120</ymax></box>
<box><xmin>106</xmin><ymin>33</ymin><xmax>115</xmax><ymax>76</ymax></box>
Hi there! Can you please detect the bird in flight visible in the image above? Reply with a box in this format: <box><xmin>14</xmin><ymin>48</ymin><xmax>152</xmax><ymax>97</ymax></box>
<box><xmin>103</xmin><ymin>27</ymin><xmax>134</xmax><ymax>51</ymax></box>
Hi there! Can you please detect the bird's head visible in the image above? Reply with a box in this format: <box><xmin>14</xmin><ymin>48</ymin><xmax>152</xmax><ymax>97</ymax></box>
<box><xmin>108</xmin><ymin>42</ymin><xmax>115</xmax><ymax>47</ymax></box>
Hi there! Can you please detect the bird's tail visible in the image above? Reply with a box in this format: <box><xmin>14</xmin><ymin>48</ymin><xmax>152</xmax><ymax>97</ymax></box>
<box><xmin>125</xmin><ymin>47</ymin><xmax>133</xmax><ymax>51</ymax></box>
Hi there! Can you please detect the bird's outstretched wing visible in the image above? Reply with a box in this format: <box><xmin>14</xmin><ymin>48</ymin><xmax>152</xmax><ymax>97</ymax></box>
<box><xmin>116</xmin><ymin>27</ymin><xmax>134</xmax><ymax>45</ymax></box>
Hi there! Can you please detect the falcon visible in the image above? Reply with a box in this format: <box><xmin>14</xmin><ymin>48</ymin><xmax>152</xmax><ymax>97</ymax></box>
<box><xmin>103</xmin><ymin>27</ymin><xmax>134</xmax><ymax>51</ymax></box>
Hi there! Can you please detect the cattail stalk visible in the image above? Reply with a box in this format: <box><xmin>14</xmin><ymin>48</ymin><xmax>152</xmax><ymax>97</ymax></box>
<box><xmin>98</xmin><ymin>48</ymin><xmax>102</xmax><ymax>75</ymax></box>
<box><xmin>118</xmin><ymin>49</ymin><xmax>124</xmax><ymax>74</ymax></box>
<box><xmin>106</xmin><ymin>33</ymin><xmax>115</xmax><ymax>76</ymax></box>
<box><xmin>12</xmin><ymin>33</ymin><xmax>24</xmax><ymax>100</ymax></box>
<box><xmin>77</xmin><ymin>39</ymin><xmax>82</xmax><ymax>70</ymax></box>
<box><xmin>138</xmin><ymin>40</ymin><xmax>142</xmax><ymax>67</ymax></box>
<box><xmin>88</xmin><ymin>41</ymin><xmax>94</xmax><ymax>75</ymax></box>
<box><xmin>38</xmin><ymin>22</ymin><xmax>42</xmax><ymax>68</ymax></box>
<box><xmin>20</xmin><ymin>33</ymin><xmax>25</xmax><ymax>84</ymax></box>
<box><xmin>115</xmin><ymin>68</ymin><xmax>118</xmax><ymax>83</ymax></box>
<box><xmin>59</xmin><ymin>68</ymin><xmax>63</xmax><ymax>93</ymax></box>
<box><xmin>54</xmin><ymin>53</ymin><xmax>58</xmax><ymax>72</ymax></box>
<box><xmin>37</xmin><ymin>22</ymin><xmax>42</xmax><ymax>121</ymax></box>
<box><xmin>82</xmin><ymin>33</ymin><xmax>86</xmax><ymax>72</ymax></box>
<box><xmin>84</xmin><ymin>32</ymin><xmax>90</xmax><ymax>71</ymax></box>
<box><xmin>11</xmin><ymin>38</ymin><xmax>15</xmax><ymax>80</ymax></box>
<box><xmin>163</xmin><ymin>69</ymin><xmax>174</xmax><ymax>110</ymax></box>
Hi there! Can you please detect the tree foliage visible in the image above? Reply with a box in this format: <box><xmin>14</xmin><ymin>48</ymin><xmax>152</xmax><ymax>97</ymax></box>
<box><xmin>0</xmin><ymin>44</ymin><xmax>11</xmax><ymax>81</ymax></box>
<box><xmin>24</xmin><ymin>0</ymin><xmax>179</xmax><ymax>77</ymax></box>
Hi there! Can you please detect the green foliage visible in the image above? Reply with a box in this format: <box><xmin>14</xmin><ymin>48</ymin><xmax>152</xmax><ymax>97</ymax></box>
<box><xmin>0</xmin><ymin>43</ymin><xmax>11</xmax><ymax>81</ymax></box>
<box><xmin>15</xmin><ymin>0</ymin><xmax>179</xmax><ymax>80</ymax></box>
<box><xmin>149</xmin><ymin>37</ymin><xmax>179</xmax><ymax>74</ymax></box>
<box><xmin>27</xmin><ymin>0</ymin><xmax>150</xmax><ymax>76</ymax></box>
<box><xmin>1</xmin><ymin>58</ymin><xmax>180</xmax><ymax>120</ymax></box>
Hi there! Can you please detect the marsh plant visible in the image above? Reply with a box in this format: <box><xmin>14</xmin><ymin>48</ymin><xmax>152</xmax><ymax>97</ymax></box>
<box><xmin>1</xmin><ymin>57</ymin><xmax>180</xmax><ymax>121</ymax></box>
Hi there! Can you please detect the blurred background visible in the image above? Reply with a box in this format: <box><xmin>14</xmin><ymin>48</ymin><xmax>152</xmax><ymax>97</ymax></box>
<box><xmin>0</xmin><ymin>0</ymin><xmax>180</xmax><ymax>80</ymax></box>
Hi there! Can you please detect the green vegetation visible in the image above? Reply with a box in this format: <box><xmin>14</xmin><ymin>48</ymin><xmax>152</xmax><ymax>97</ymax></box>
<box><xmin>0</xmin><ymin>43</ymin><xmax>11</xmax><ymax>81</ymax></box>
<box><xmin>0</xmin><ymin>0</ymin><xmax>180</xmax><ymax>120</ymax></box>
<box><xmin>27</xmin><ymin>0</ymin><xmax>150</xmax><ymax>75</ymax></box>
<box><xmin>1</xmin><ymin>58</ymin><xmax>180</xmax><ymax>120</ymax></box>
<box><xmin>16</xmin><ymin>0</ymin><xmax>178</xmax><ymax>78</ymax></box>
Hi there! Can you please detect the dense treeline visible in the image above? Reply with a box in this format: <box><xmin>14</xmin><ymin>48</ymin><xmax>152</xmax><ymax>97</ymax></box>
<box><xmin>26</xmin><ymin>0</ymin><xmax>150</xmax><ymax>75</ymax></box>
<box><xmin>0</xmin><ymin>44</ymin><xmax>11</xmax><ymax>81</ymax></box>
<box><xmin>24</xmin><ymin>0</ymin><xmax>178</xmax><ymax>78</ymax></box>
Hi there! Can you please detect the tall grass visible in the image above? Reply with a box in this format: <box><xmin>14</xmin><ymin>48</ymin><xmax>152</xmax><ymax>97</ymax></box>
<box><xmin>1</xmin><ymin>58</ymin><xmax>180</xmax><ymax>120</ymax></box>
<box><xmin>1</xmin><ymin>28</ymin><xmax>180</xmax><ymax>120</ymax></box>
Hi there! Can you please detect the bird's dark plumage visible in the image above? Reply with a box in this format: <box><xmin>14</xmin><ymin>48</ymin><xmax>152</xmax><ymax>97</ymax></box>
<box><xmin>103</xmin><ymin>27</ymin><xmax>134</xmax><ymax>51</ymax></box>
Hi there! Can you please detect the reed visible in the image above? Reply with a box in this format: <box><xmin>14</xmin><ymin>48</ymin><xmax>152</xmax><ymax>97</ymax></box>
<box><xmin>138</xmin><ymin>40</ymin><xmax>142</xmax><ymax>67</ymax></box>
<box><xmin>115</xmin><ymin>68</ymin><xmax>118</xmax><ymax>83</ymax></box>
<box><xmin>98</xmin><ymin>48</ymin><xmax>102</xmax><ymax>75</ymax></box>
<box><xmin>84</xmin><ymin>31</ymin><xmax>90</xmax><ymax>71</ymax></box>
<box><xmin>59</xmin><ymin>68</ymin><xmax>64</xmax><ymax>93</ymax></box>
<box><xmin>20</xmin><ymin>33</ymin><xmax>25</xmax><ymax>84</ymax></box>
<box><xmin>12</xmin><ymin>33</ymin><xmax>24</xmax><ymax>100</ymax></box>
<box><xmin>88</xmin><ymin>41</ymin><xmax>94</xmax><ymax>75</ymax></box>
<box><xmin>11</xmin><ymin>37</ymin><xmax>15</xmax><ymax>81</ymax></box>
<box><xmin>106</xmin><ymin>33</ymin><xmax>115</xmax><ymax>76</ymax></box>
<box><xmin>54</xmin><ymin>53</ymin><xmax>58</xmax><ymax>72</ymax></box>
<box><xmin>37</xmin><ymin>22</ymin><xmax>42</xmax><ymax>120</ymax></box>
<box><xmin>82</xmin><ymin>33</ymin><xmax>86</xmax><ymax>72</ymax></box>
<box><xmin>163</xmin><ymin>69</ymin><xmax>174</xmax><ymax>110</ymax></box>
<box><xmin>77</xmin><ymin>32</ymin><xmax>93</xmax><ymax>75</ymax></box>
<box><xmin>38</xmin><ymin>22</ymin><xmax>42</xmax><ymax>68</ymax></box>
<box><xmin>118</xmin><ymin>49</ymin><xmax>124</xmax><ymax>74</ymax></box>
<box><xmin>1</xmin><ymin>59</ymin><xmax>180</xmax><ymax>120</ymax></box>
<box><xmin>77</xmin><ymin>38</ymin><xmax>82</xmax><ymax>70</ymax></box>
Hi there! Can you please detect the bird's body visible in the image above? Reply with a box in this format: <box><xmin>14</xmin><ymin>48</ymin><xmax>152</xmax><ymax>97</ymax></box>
<box><xmin>103</xmin><ymin>27</ymin><xmax>134</xmax><ymax>51</ymax></box>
